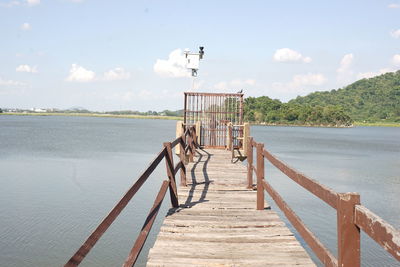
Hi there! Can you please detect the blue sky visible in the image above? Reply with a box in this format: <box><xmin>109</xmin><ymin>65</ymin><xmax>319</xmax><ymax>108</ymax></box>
<box><xmin>1</xmin><ymin>0</ymin><xmax>399</xmax><ymax>111</ymax></box>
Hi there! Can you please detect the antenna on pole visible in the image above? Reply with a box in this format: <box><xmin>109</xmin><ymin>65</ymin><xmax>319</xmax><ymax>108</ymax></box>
<box><xmin>184</xmin><ymin>46</ymin><xmax>204</xmax><ymax>90</ymax></box>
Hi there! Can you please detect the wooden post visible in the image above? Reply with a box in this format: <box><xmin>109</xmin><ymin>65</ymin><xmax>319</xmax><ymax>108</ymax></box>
<box><xmin>192</xmin><ymin>126</ymin><xmax>198</xmax><ymax>150</ymax></box>
<box><xmin>179</xmin><ymin>134</ymin><xmax>187</xmax><ymax>186</ymax></box>
<box><xmin>243</xmin><ymin>123</ymin><xmax>250</xmax><ymax>156</ymax></box>
<box><xmin>175</xmin><ymin>121</ymin><xmax>184</xmax><ymax>155</ymax></box>
<box><xmin>256</xmin><ymin>143</ymin><xmax>265</xmax><ymax>210</ymax></box>
<box><xmin>337</xmin><ymin>192</ymin><xmax>360</xmax><ymax>267</ymax></box>
<box><xmin>163</xmin><ymin>142</ymin><xmax>179</xmax><ymax>208</ymax></box>
<box><xmin>188</xmin><ymin>128</ymin><xmax>194</xmax><ymax>163</ymax></box>
<box><xmin>247</xmin><ymin>137</ymin><xmax>253</xmax><ymax>189</ymax></box>
<box><xmin>195</xmin><ymin>121</ymin><xmax>201</xmax><ymax>147</ymax></box>
<box><xmin>226</xmin><ymin>122</ymin><xmax>232</xmax><ymax>151</ymax></box>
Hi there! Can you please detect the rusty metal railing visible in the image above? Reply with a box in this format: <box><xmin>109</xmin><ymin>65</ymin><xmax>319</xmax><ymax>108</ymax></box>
<box><xmin>64</xmin><ymin>126</ymin><xmax>198</xmax><ymax>267</ymax></box>
<box><xmin>247</xmin><ymin>137</ymin><xmax>400</xmax><ymax>266</ymax></box>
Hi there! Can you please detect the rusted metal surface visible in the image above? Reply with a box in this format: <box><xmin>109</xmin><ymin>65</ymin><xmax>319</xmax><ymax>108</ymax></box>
<box><xmin>262</xmin><ymin>180</ymin><xmax>338</xmax><ymax>267</ymax></box>
<box><xmin>122</xmin><ymin>180</ymin><xmax>170</xmax><ymax>267</ymax></box>
<box><xmin>231</xmin><ymin>125</ymin><xmax>244</xmax><ymax>149</ymax></box>
<box><xmin>262</xmin><ymin>149</ymin><xmax>338</xmax><ymax>209</ymax></box>
<box><xmin>65</xmin><ymin>148</ymin><xmax>167</xmax><ymax>267</ymax></box>
<box><xmin>337</xmin><ymin>193</ymin><xmax>360</xmax><ymax>266</ymax></box>
<box><xmin>246</xmin><ymin>136</ymin><xmax>253</xmax><ymax>189</ymax></box>
<box><xmin>184</xmin><ymin>92</ymin><xmax>243</xmax><ymax>148</ymax></box>
<box><xmin>355</xmin><ymin>205</ymin><xmax>400</xmax><ymax>261</ymax></box>
<box><xmin>256</xmin><ymin>143</ymin><xmax>265</xmax><ymax>210</ymax></box>
<box><xmin>164</xmin><ymin>142</ymin><xmax>179</xmax><ymax>208</ymax></box>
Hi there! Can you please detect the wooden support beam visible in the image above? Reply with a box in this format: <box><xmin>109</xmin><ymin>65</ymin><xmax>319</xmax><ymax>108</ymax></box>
<box><xmin>337</xmin><ymin>192</ymin><xmax>360</xmax><ymax>267</ymax></box>
<box><xmin>256</xmin><ymin>143</ymin><xmax>265</xmax><ymax>210</ymax></box>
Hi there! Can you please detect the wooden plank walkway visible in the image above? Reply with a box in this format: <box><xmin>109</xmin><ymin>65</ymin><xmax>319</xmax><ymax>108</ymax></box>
<box><xmin>147</xmin><ymin>149</ymin><xmax>315</xmax><ymax>267</ymax></box>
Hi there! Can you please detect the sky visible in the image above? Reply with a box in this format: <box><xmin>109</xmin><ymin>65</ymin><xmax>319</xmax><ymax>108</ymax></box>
<box><xmin>0</xmin><ymin>0</ymin><xmax>399</xmax><ymax>111</ymax></box>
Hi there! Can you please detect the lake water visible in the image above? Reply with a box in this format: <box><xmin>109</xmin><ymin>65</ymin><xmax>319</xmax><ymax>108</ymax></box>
<box><xmin>0</xmin><ymin>116</ymin><xmax>399</xmax><ymax>266</ymax></box>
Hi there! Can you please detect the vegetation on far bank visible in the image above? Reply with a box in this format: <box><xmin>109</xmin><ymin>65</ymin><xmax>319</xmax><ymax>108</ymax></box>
<box><xmin>289</xmin><ymin>71</ymin><xmax>400</xmax><ymax>123</ymax></box>
<box><xmin>353</xmin><ymin>121</ymin><xmax>400</xmax><ymax>127</ymax></box>
<box><xmin>244</xmin><ymin>97</ymin><xmax>353</xmax><ymax>127</ymax></box>
<box><xmin>243</xmin><ymin>71</ymin><xmax>400</xmax><ymax>127</ymax></box>
<box><xmin>2</xmin><ymin>71</ymin><xmax>399</xmax><ymax>127</ymax></box>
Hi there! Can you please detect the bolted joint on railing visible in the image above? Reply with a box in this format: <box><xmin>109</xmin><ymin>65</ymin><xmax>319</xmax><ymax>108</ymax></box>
<box><xmin>337</xmin><ymin>192</ymin><xmax>360</xmax><ymax>267</ymax></box>
<box><xmin>256</xmin><ymin>143</ymin><xmax>265</xmax><ymax>210</ymax></box>
<box><xmin>246</xmin><ymin>136</ymin><xmax>254</xmax><ymax>189</ymax></box>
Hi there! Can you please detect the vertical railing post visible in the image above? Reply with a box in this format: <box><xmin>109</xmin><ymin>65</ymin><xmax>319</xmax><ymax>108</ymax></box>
<box><xmin>192</xmin><ymin>126</ymin><xmax>198</xmax><ymax>150</ymax></box>
<box><xmin>188</xmin><ymin>128</ymin><xmax>194</xmax><ymax>163</ymax></box>
<box><xmin>256</xmin><ymin>143</ymin><xmax>265</xmax><ymax>210</ymax></box>
<box><xmin>229</xmin><ymin>124</ymin><xmax>233</xmax><ymax>158</ymax></box>
<box><xmin>195</xmin><ymin>121</ymin><xmax>201</xmax><ymax>147</ymax></box>
<box><xmin>228</xmin><ymin>122</ymin><xmax>233</xmax><ymax>151</ymax></box>
<box><xmin>337</xmin><ymin>192</ymin><xmax>360</xmax><ymax>267</ymax></box>
<box><xmin>179</xmin><ymin>135</ymin><xmax>187</xmax><ymax>187</ymax></box>
<box><xmin>175</xmin><ymin>121</ymin><xmax>184</xmax><ymax>155</ymax></box>
<box><xmin>163</xmin><ymin>142</ymin><xmax>179</xmax><ymax>208</ymax></box>
<box><xmin>243</xmin><ymin>123</ymin><xmax>250</xmax><ymax>156</ymax></box>
<box><xmin>247</xmin><ymin>137</ymin><xmax>253</xmax><ymax>189</ymax></box>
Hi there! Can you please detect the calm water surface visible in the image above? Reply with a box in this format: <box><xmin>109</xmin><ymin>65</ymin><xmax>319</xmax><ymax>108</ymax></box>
<box><xmin>0</xmin><ymin>116</ymin><xmax>399</xmax><ymax>266</ymax></box>
<box><xmin>252</xmin><ymin>125</ymin><xmax>400</xmax><ymax>267</ymax></box>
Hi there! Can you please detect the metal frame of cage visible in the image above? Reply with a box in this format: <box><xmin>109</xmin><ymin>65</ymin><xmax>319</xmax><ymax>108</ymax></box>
<box><xmin>184</xmin><ymin>92</ymin><xmax>244</xmax><ymax>148</ymax></box>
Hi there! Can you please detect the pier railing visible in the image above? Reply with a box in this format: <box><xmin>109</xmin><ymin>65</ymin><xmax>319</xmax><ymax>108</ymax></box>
<box><xmin>65</xmin><ymin>126</ymin><xmax>198</xmax><ymax>267</ymax></box>
<box><xmin>247</xmin><ymin>137</ymin><xmax>400</xmax><ymax>267</ymax></box>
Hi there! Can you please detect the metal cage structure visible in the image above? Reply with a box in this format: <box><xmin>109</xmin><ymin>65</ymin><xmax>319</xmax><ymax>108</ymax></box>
<box><xmin>184</xmin><ymin>92</ymin><xmax>244</xmax><ymax>148</ymax></box>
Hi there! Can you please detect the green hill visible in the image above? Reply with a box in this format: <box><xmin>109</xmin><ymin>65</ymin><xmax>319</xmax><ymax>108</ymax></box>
<box><xmin>243</xmin><ymin>70</ymin><xmax>400</xmax><ymax>126</ymax></box>
<box><xmin>289</xmin><ymin>70</ymin><xmax>400</xmax><ymax>123</ymax></box>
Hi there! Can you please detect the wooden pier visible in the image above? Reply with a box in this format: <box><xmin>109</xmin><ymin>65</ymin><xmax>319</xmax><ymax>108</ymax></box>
<box><xmin>65</xmin><ymin>96</ymin><xmax>400</xmax><ymax>267</ymax></box>
<box><xmin>147</xmin><ymin>149</ymin><xmax>315</xmax><ymax>267</ymax></box>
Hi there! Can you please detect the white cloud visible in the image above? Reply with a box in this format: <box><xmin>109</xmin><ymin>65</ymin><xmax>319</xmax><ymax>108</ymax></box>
<box><xmin>21</xmin><ymin>22</ymin><xmax>31</xmax><ymax>31</ymax></box>
<box><xmin>213</xmin><ymin>81</ymin><xmax>229</xmax><ymax>91</ymax></box>
<box><xmin>273</xmin><ymin>48</ymin><xmax>312</xmax><ymax>63</ymax></box>
<box><xmin>388</xmin><ymin>3</ymin><xmax>400</xmax><ymax>8</ymax></box>
<box><xmin>0</xmin><ymin>77</ymin><xmax>25</xmax><ymax>86</ymax></box>
<box><xmin>103</xmin><ymin>67</ymin><xmax>131</xmax><ymax>81</ymax></box>
<box><xmin>153</xmin><ymin>49</ymin><xmax>190</xmax><ymax>78</ymax></box>
<box><xmin>271</xmin><ymin>73</ymin><xmax>327</xmax><ymax>95</ymax></box>
<box><xmin>337</xmin><ymin>53</ymin><xmax>354</xmax><ymax>83</ymax></box>
<box><xmin>16</xmin><ymin>64</ymin><xmax>38</xmax><ymax>73</ymax></box>
<box><xmin>1</xmin><ymin>0</ymin><xmax>40</xmax><ymax>7</ymax></box>
<box><xmin>230</xmin><ymin>79</ymin><xmax>256</xmax><ymax>87</ymax></box>
<box><xmin>291</xmin><ymin>73</ymin><xmax>326</xmax><ymax>86</ymax></box>
<box><xmin>392</xmin><ymin>54</ymin><xmax>400</xmax><ymax>66</ymax></box>
<box><xmin>66</xmin><ymin>64</ymin><xmax>96</xmax><ymax>82</ymax></box>
<box><xmin>390</xmin><ymin>29</ymin><xmax>400</xmax><ymax>38</ymax></box>
<box><xmin>26</xmin><ymin>0</ymin><xmax>40</xmax><ymax>6</ymax></box>
<box><xmin>213</xmin><ymin>79</ymin><xmax>257</xmax><ymax>92</ymax></box>
<box><xmin>0</xmin><ymin>1</ymin><xmax>20</xmax><ymax>7</ymax></box>
<box><xmin>357</xmin><ymin>68</ymin><xmax>396</xmax><ymax>79</ymax></box>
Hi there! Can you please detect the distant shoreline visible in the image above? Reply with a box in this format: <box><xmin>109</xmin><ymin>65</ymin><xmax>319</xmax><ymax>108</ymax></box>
<box><xmin>0</xmin><ymin>112</ymin><xmax>182</xmax><ymax>121</ymax></box>
<box><xmin>1</xmin><ymin>112</ymin><xmax>399</xmax><ymax>127</ymax></box>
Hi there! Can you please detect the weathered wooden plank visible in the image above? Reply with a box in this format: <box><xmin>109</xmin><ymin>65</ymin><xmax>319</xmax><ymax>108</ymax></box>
<box><xmin>147</xmin><ymin>149</ymin><xmax>315</xmax><ymax>266</ymax></box>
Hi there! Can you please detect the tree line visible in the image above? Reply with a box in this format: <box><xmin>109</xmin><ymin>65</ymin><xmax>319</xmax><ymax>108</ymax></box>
<box><xmin>243</xmin><ymin>70</ymin><xmax>400</xmax><ymax>126</ymax></box>
<box><xmin>244</xmin><ymin>96</ymin><xmax>353</xmax><ymax>127</ymax></box>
